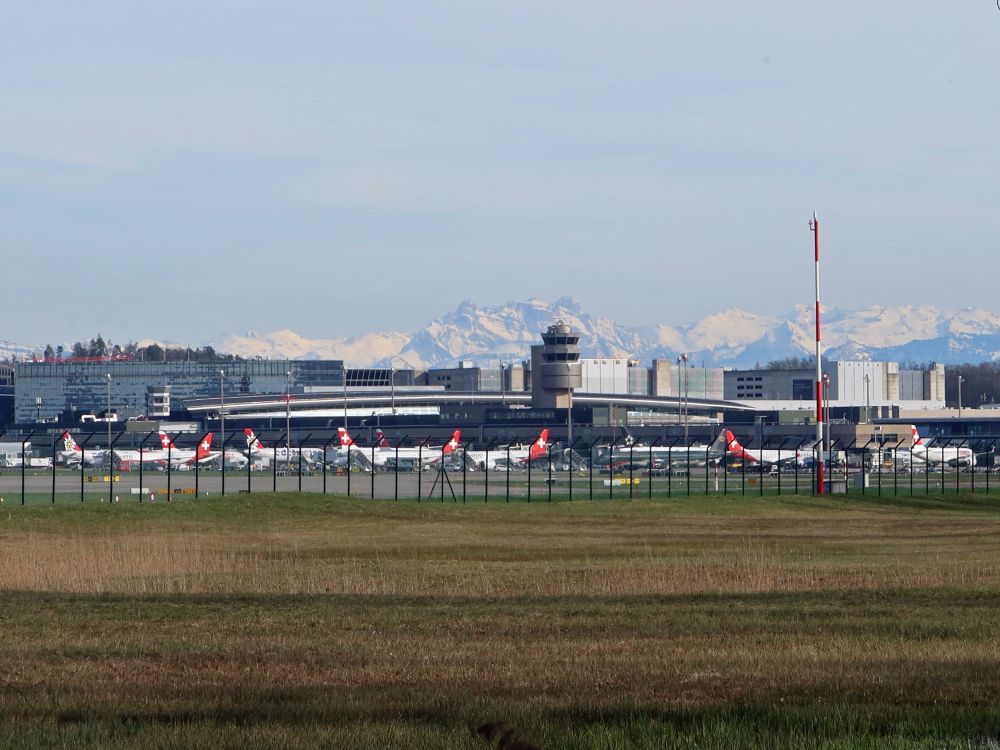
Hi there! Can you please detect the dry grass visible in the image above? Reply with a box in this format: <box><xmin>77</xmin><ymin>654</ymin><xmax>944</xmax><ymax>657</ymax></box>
<box><xmin>3</xmin><ymin>529</ymin><xmax>1000</xmax><ymax>595</ymax></box>
<box><xmin>2</xmin><ymin>496</ymin><xmax>1000</xmax><ymax>596</ymax></box>
<box><xmin>2</xmin><ymin>494</ymin><xmax>1000</xmax><ymax>748</ymax></box>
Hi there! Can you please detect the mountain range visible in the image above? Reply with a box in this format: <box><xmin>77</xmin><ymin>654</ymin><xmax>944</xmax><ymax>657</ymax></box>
<box><xmin>208</xmin><ymin>298</ymin><xmax>1000</xmax><ymax>369</ymax></box>
<box><xmin>7</xmin><ymin>298</ymin><xmax>1000</xmax><ymax>369</ymax></box>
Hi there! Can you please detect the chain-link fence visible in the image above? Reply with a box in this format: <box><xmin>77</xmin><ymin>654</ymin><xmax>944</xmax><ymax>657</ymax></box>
<box><xmin>1</xmin><ymin>428</ymin><xmax>995</xmax><ymax>505</ymax></box>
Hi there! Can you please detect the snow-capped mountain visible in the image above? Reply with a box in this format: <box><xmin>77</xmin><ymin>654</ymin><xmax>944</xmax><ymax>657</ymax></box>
<box><xmin>395</xmin><ymin>297</ymin><xmax>648</xmax><ymax>369</ymax></box>
<box><xmin>0</xmin><ymin>339</ymin><xmax>51</xmax><ymax>362</ymax></box>
<box><xmin>11</xmin><ymin>299</ymin><xmax>1000</xmax><ymax>368</ymax></box>
<box><xmin>206</xmin><ymin>299</ymin><xmax>1000</xmax><ymax>368</ymax></box>
<box><xmin>209</xmin><ymin>329</ymin><xmax>410</xmax><ymax>365</ymax></box>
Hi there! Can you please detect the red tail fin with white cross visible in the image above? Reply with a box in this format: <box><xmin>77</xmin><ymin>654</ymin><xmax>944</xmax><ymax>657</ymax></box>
<box><xmin>197</xmin><ymin>433</ymin><xmax>214</xmax><ymax>460</ymax></box>
<box><xmin>529</xmin><ymin>429</ymin><xmax>550</xmax><ymax>461</ymax></box>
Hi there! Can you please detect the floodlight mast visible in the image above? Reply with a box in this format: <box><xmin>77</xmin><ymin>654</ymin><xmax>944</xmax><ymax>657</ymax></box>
<box><xmin>810</xmin><ymin>211</ymin><xmax>825</xmax><ymax>495</ymax></box>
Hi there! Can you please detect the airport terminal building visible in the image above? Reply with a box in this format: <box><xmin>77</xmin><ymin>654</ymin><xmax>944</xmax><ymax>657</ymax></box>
<box><xmin>7</xmin><ymin>333</ymin><xmax>950</xmax><ymax>442</ymax></box>
<box><xmin>13</xmin><ymin>359</ymin><xmax>346</xmax><ymax>424</ymax></box>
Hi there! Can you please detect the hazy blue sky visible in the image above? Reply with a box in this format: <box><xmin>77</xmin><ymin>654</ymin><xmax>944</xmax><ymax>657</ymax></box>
<box><xmin>3</xmin><ymin>1</ymin><xmax>998</xmax><ymax>345</ymax></box>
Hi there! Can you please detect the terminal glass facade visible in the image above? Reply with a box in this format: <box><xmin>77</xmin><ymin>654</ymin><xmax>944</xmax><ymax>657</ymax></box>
<box><xmin>14</xmin><ymin>360</ymin><xmax>344</xmax><ymax>423</ymax></box>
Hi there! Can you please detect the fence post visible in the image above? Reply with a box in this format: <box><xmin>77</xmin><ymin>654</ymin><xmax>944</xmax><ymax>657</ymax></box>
<box><xmin>396</xmin><ymin>435</ymin><xmax>408</xmax><ymax>502</ymax></box>
<box><xmin>862</xmin><ymin>439</ymin><xmax>872</xmax><ymax>496</ymax></box>
<box><xmin>667</xmin><ymin>439</ymin><xmax>675</xmax><ymax>498</ymax></box>
<box><xmin>79</xmin><ymin>432</ymin><xmax>95</xmax><ymax>503</ymax></box>
<box><xmin>703</xmin><ymin>437</ymin><xmax>710</xmax><ymax>497</ymax></box>
<box><xmin>588</xmin><ymin>440</ymin><xmax>596</xmax><ymax>501</ymax></box>
<box><xmin>322</xmin><ymin>438</ymin><xmax>330</xmax><ymax>495</ymax></box>
<box><xmin>569</xmin><ymin>437</ymin><xmax>580</xmax><ymax>502</ymax></box>
<box><xmin>480</xmin><ymin>440</ymin><xmax>488</xmax><ymax>503</ymax></box>
<box><xmin>759</xmin><ymin>436</ymin><xmax>766</xmax><ymax>497</ymax></box>
<box><xmin>417</xmin><ymin>437</ymin><xmax>430</xmax><ymax>503</ymax></box>
<box><xmin>20</xmin><ymin>431</ymin><xmax>34</xmax><ymax>506</ymax></box>
<box><xmin>741</xmin><ymin>436</ymin><xmax>747</xmax><ymax>497</ymax></box>
<box><xmin>506</xmin><ymin>444</ymin><xmax>511</xmax><ymax>503</ymax></box>
<box><xmin>970</xmin><ymin>440</ymin><xmax>977</xmax><ymax>495</ymax></box>
<box><xmin>220</xmin><ymin>429</ymin><xmax>226</xmax><ymax>498</ymax></box>
<box><xmin>108</xmin><ymin>430</ymin><xmax>125</xmax><ymax>504</ymax></box>
<box><xmin>273</xmin><ymin>434</ymin><xmax>280</xmax><ymax>494</ymax></box>
<box><xmin>722</xmin><ymin>434</ymin><xmax>728</xmax><ymax>497</ymax></box>
<box><xmin>628</xmin><ymin>442</ymin><xmax>634</xmax><ymax>500</ymax></box>
<box><xmin>988</xmin><ymin>441</ymin><xmax>995</xmax><ymax>495</ymax></box>
<box><xmin>51</xmin><ymin>434</ymin><xmax>59</xmax><ymax>504</ymax></box>
<box><xmin>608</xmin><ymin>437</ymin><xmax>619</xmax><ymax>501</ymax></box>
<box><xmin>958</xmin><ymin>438</ymin><xmax>967</xmax><ymax>495</ymax></box>
<box><xmin>648</xmin><ymin>437</ymin><xmax>659</xmax><ymax>499</ymax></box>
<box><xmin>297</xmin><ymin>433</ymin><xmax>309</xmax><ymax>493</ymax></box>
<box><xmin>893</xmin><ymin>438</ymin><xmax>905</xmax><ymax>496</ymax></box>
<box><xmin>940</xmin><ymin>439</ymin><xmax>945</xmax><ymax>495</ymax></box>
<box><xmin>548</xmin><ymin>443</ymin><xmax>554</xmax><ymax>503</ymax></box>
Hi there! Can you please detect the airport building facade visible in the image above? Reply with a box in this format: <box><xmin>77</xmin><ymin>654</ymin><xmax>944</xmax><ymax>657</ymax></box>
<box><xmin>13</xmin><ymin>359</ymin><xmax>346</xmax><ymax>424</ymax></box>
<box><xmin>722</xmin><ymin>361</ymin><xmax>946</xmax><ymax>414</ymax></box>
<box><xmin>5</xmin><ymin>344</ymin><xmax>948</xmax><ymax>439</ymax></box>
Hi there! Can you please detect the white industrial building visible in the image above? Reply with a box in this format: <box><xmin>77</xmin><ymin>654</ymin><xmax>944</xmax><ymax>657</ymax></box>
<box><xmin>723</xmin><ymin>361</ymin><xmax>946</xmax><ymax>414</ymax></box>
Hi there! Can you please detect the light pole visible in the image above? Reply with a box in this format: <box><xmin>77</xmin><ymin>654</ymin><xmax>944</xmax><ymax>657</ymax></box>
<box><xmin>823</xmin><ymin>373</ymin><xmax>831</xmax><ymax>470</ymax></box>
<box><xmin>681</xmin><ymin>353</ymin><xmax>689</xmax><ymax>445</ymax></box>
<box><xmin>106</xmin><ymin>373</ymin><xmax>112</xmax><ymax>458</ymax></box>
<box><xmin>675</xmin><ymin>357</ymin><xmax>682</xmax><ymax>426</ymax></box>
<box><xmin>864</xmin><ymin>373</ymin><xmax>871</xmax><ymax>424</ymax></box>
<box><xmin>218</xmin><ymin>369</ymin><xmax>225</xmax><ymax>465</ymax></box>
<box><xmin>285</xmin><ymin>370</ymin><xmax>292</xmax><ymax>466</ymax></box>
<box><xmin>958</xmin><ymin>375</ymin><xmax>964</xmax><ymax>419</ymax></box>
<box><xmin>390</xmin><ymin>364</ymin><xmax>396</xmax><ymax>415</ymax></box>
<box><xmin>343</xmin><ymin>366</ymin><xmax>348</xmax><ymax>429</ymax></box>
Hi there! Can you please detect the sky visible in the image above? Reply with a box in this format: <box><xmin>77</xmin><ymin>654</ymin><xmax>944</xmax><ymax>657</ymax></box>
<box><xmin>3</xmin><ymin>1</ymin><xmax>999</xmax><ymax>346</ymax></box>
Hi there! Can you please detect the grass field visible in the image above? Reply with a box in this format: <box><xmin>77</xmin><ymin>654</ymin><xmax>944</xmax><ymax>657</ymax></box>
<box><xmin>2</xmin><ymin>493</ymin><xmax>1000</xmax><ymax>748</ymax></box>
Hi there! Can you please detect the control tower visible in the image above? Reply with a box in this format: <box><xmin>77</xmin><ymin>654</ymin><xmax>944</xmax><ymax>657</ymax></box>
<box><xmin>530</xmin><ymin>321</ymin><xmax>583</xmax><ymax>408</ymax></box>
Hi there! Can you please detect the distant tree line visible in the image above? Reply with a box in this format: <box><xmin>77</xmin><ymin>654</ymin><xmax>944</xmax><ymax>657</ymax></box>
<box><xmin>944</xmin><ymin>362</ymin><xmax>1000</xmax><ymax>409</ymax></box>
<box><xmin>20</xmin><ymin>335</ymin><xmax>241</xmax><ymax>363</ymax></box>
<box><xmin>757</xmin><ymin>357</ymin><xmax>835</xmax><ymax>370</ymax></box>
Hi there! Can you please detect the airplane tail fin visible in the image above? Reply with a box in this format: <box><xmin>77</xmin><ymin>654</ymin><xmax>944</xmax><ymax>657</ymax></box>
<box><xmin>338</xmin><ymin>427</ymin><xmax>354</xmax><ymax>447</ymax></box>
<box><xmin>910</xmin><ymin>425</ymin><xmax>923</xmax><ymax>446</ymax></box>
<box><xmin>244</xmin><ymin>428</ymin><xmax>264</xmax><ymax>450</ymax></box>
<box><xmin>376</xmin><ymin>429</ymin><xmax>391</xmax><ymax>448</ymax></box>
<box><xmin>197</xmin><ymin>433</ymin><xmax>214</xmax><ymax>460</ymax></box>
<box><xmin>443</xmin><ymin>430</ymin><xmax>461</xmax><ymax>454</ymax></box>
<box><xmin>529</xmin><ymin>428</ymin><xmax>550</xmax><ymax>460</ymax></box>
<box><xmin>159</xmin><ymin>431</ymin><xmax>176</xmax><ymax>449</ymax></box>
<box><xmin>61</xmin><ymin>432</ymin><xmax>79</xmax><ymax>452</ymax></box>
<box><xmin>725</xmin><ymin>430</ymin><xmax>743</xmax><ymax>453</ymax></box>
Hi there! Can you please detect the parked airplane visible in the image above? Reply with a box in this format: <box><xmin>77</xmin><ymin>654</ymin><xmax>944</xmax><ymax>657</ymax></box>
<box><xmin>463</xmin><ymin>429</ymin><xmax>551</xmax><ymax>471</ymax></box>
<box><xmin>909</xmin><ymin>425</ymin><xmax>976</xmax><ymax>467</ymax></box>
<box><xmin>113</xmin><ymin>432</ymin><xmax>222</xmax><ymax>469</ymax></box>
<box><xmin>58</xmin><ymin>432</ymin><xmax>110</xmax><ymax>467</ymax></box>
<box><xmin>606</xmin><ymin>431</ymin><xmax>727</xmax><ymax>468</ymax></box>
<box><xmin>353</xmin><ymin>429</ymin><xmax>462</xmax><ymax>469</ymax></box>
<box><xmin>725</xmin><ymin>431</ymin><xmax>808</xmax><ymax>467</ymax></box>
<box><xmin>244</xmin><ymin>428</ymin><xmax>333</xmax><ymax>465</ymax></box>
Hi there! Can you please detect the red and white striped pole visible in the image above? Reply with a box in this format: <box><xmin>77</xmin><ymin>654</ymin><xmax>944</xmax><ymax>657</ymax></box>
<box><xmin>810</xmin><ymin>211</ymin><xmax>824</xmax><ymax>495</ymax></box>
